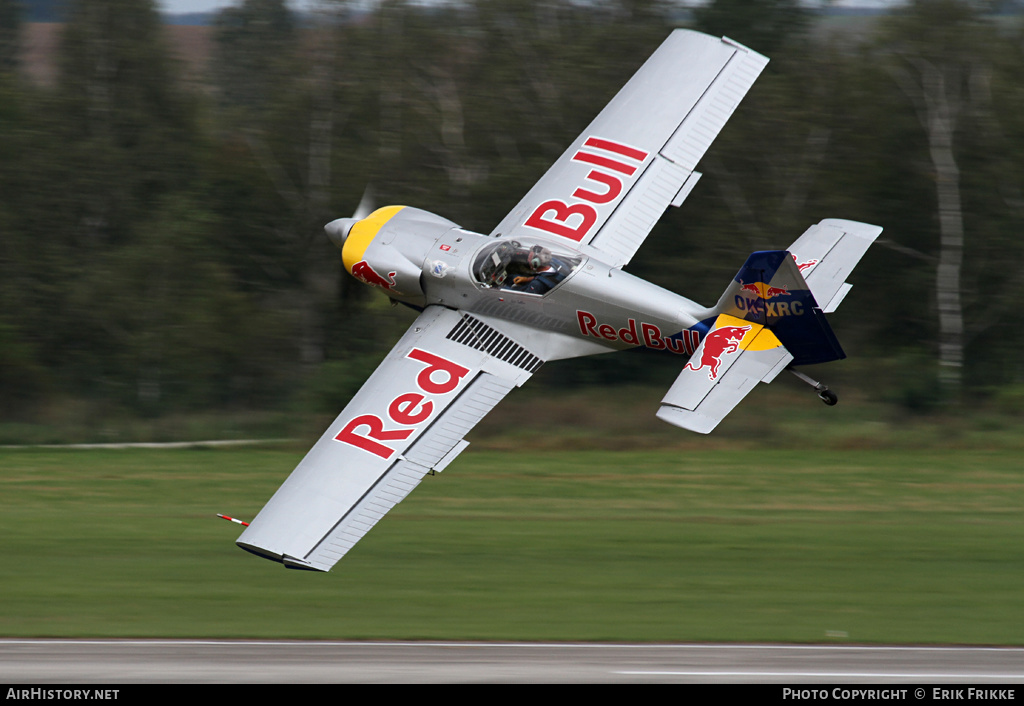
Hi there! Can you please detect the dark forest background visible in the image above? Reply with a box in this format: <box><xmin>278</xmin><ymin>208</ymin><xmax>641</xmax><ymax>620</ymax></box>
<box><xmin>2</xmin><ymin>0</ymin><xmax>1023</xmax><ymax>439</ymax></box>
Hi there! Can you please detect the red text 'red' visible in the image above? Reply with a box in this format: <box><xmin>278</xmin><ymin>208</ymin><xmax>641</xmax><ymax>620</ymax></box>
<box><xmin>334</xmin><ymin>348</ymin><xmax>470</xmax><ymax>459</ymax></box>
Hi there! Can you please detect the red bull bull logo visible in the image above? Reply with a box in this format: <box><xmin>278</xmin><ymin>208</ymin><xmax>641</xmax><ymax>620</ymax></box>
<box><xmin>352</xmin><ymin>260</ymin><xmax>399</xmax><ymax>291</ymax></box>
<box><xmin>793</xmin><ymin>254</ymin><xmax>818</xmax><ymax>272</ymax></box>
<box><xmin>685</xmin><ymin>324</ymin><xmax>751</xmax><ymax>380</ymax></box>
<box><xmin>740</xmin><ymin>281</ymin><xmax>790</xmax><ymax>298</ymax></box>
<box><xmin>734</xmin><ymin>280</ymin><xmax>805</xmax><ymax>318</ymax></box>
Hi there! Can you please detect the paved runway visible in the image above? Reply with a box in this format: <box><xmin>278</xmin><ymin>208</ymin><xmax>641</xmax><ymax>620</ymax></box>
<box><xmin>2</xmin><ymin>640</ymin><xmax>1024</xmax><ymax>683</ymax></box>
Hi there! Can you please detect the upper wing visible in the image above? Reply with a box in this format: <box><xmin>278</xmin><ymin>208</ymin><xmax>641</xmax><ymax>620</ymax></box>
<box><xmin>236</xmin><ymin>306</ymin><xmax>544</xmax><ymax>572</ymax></box>
<box><xmin>656</xmin><ymin>315</ymin><xmax>793</xmax><ymax>434</ymax></box>
<box><xmin>787</xmin><ymin>219</ymin><xmax>883</xmax><ymax>313</ymax></box>
<box><xmin>490</xmin><ymin>30</ymin><xmax>768</xmax><ymax>268</ymax></box>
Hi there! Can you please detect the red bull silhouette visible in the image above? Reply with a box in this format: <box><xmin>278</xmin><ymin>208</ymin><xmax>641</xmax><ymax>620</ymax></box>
<box><xmin>793</xmin><ymin>254</ymin><xmax>818</xmax><ymax>272</ymax></box>
<box><xmin>352</xmin><ymin>260</ymin><xmax>399</xmax><ymax>291</ymax></box>
<box><xmin>740</xmin><ymin>281</ymin><xmax>763</xmax><ymax>296</ymax></box>
<box><xmin>740</xmin><ymin>281</ymin><xmax>790</xmax><ymax>299</ymax></box>
<box><xmin>685</xmin><ymin>324</ymin><xmax>752</xmax><ymax>380</ymax></box>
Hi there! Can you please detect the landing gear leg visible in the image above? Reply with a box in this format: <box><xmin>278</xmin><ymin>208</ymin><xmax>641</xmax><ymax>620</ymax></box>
<box><xmin>788</xmin><ymin>368</ymin><xmax>838</xmax><ymax>406</ymax></box>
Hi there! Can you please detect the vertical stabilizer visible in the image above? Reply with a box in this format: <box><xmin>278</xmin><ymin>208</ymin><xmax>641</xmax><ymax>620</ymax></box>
<box><xmin>710</xmin><ymin>249</ymin><xmax>845</xmax><ymax>366</ymax></box>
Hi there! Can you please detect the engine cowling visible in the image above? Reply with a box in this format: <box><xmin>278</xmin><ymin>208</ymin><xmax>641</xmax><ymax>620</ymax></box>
<box><xmin>328</xmin><ymin>206</ymin><xmax>459</xmax><ymax>307</ymax></box>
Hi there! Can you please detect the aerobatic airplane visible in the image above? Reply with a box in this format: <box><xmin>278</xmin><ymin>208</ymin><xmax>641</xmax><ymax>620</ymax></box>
<box><xmin>231</xmin><ymin>29</ymin><xmax>881</xmax><ymax>572</ymax></box>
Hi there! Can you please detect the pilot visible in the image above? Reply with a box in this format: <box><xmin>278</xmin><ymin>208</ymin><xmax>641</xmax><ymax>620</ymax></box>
<box><xmin>509</xmin><ymin>245</ymin><xmax>568</xmax><ymax>294</ymax></box>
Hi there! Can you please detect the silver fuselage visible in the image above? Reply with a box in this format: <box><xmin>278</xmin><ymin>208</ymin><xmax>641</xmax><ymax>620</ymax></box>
<box><xmin>417</xmin><ymin>222</ymin><xmax>707</xmax><ymax>361</ymax></box>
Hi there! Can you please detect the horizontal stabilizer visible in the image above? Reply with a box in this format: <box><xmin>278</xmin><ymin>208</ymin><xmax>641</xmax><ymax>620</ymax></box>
<box><xmin>657</xmin><ymin>314</ymin><xmax>792</xmax><ymax>433</ymax></box>
<box><xmin>787</xmin><ymin>219</ymin><xmax>882</xmax><ymax>313</ymax></box>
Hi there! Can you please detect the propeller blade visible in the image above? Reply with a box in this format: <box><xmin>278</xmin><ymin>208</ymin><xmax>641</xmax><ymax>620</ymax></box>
<box><xmin>353</xmin><ymin>185</ymin><xmax>376</xmax><ymax>220</ymax></box>
<box><xmin>325</xmin><ymin>186</ymin><xmax>376</xmax><ymax>249</ymax></box>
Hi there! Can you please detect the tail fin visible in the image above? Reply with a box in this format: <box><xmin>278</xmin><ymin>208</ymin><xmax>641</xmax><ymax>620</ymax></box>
<box><xmin>658</xmin><ymin>220</ymin><xmax>880</xmax><ymax>434</ymax></box>
<box><xmin>709</xmin><ymin>249</ymin><xmax>844</xmax><ymax>366</ymax></box>
<box><xmin>658</xmin><ymin>248</ymin><xmax>844</xmax><ymax>434</ymax></box>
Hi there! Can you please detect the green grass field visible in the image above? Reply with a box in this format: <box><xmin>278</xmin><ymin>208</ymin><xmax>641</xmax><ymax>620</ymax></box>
<box><xmin>2</xmin><ymin>437</ymin><xmax>1023</xmax><ymax>644</ymax></box>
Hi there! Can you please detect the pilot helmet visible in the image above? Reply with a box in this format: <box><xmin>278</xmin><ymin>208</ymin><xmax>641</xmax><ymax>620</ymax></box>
<box><xmin>528</xmin><ymin>245</ymin><xmax>552</xmax><ymax>271</ymax></box>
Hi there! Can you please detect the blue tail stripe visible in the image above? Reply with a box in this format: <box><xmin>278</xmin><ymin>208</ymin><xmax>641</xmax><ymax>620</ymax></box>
<box><xmin>734</xmin><ymin>250</ymin><xmax>791</xmax><ymax>285</ymax></box>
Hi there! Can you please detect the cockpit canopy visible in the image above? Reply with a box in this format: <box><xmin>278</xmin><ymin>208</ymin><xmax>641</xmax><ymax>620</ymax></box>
<box><xmin>473</xmin><ymin>239</ymin><xmax>582</xmax><ymax>296</ymax></box>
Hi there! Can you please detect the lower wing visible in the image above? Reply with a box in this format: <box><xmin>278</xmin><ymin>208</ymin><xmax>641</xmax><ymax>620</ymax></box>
<box><xmin>656</xmin><ymin>315</ymin><xmax>793</xmax><ymax>434</ymax></box>
<box><xmin>236</xmin><ymin>306</ymin><xmax>544</xmax><ymax>571</ymax></box>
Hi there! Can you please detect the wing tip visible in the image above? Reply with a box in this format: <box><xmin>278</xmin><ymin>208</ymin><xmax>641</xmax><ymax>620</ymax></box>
<box><xmin>237</xmin><ymin>541</ymin><xmax>283</xmax><ymax>565</ymax></box>
<box><xmin>656</xmin><ymin>404</ymin><xmax>719</xmax><ymax>434</ymax></box>
<box><xmin>236</xmin><ymin>542</ymin><xmax>329</xmax><ymax>572</ymax></box>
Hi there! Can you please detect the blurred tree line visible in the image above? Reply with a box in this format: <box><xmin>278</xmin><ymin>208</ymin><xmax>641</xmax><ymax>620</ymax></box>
<box><xmin>0</xmin><ymin>0</ymin><xmax>1022</xmax><ymax>424</ymax></box>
